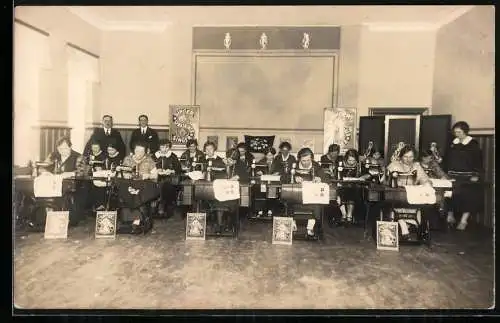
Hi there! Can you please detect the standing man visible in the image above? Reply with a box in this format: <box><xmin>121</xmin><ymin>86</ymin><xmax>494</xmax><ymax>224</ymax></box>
<box><xmin>129</xmin><ymin>114</ymin><xmax>160</xmax><ymax>156</ymax></box>
<box><xmin>84</xmin><ymin>115</ymin><xmax>126</xmax><ymax>160</ymax></box>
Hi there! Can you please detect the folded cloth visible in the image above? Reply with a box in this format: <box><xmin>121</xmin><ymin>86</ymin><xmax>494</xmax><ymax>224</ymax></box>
<box><xmin>213</xmin><ymin>179</ymin><xmax>240</xmax><ymax>202</ymax></box>
<box><xmin>187</xmin><ymin>171</ymin><xmax>204</xmax><ymax>181</ymax></box>
<box><xmin>302</xmin><ymin>182</ymin><xmax>330</xmax><ymax>204</ymax></box>
<box><xmin>34</xmin><ymin>173</ymin><xmax>63</xmax><ymax>197</ymax></box>
<box><xmin>404</xmin><ymin>185</ymin><xmax>436</xmax><ymax>205</ymax></box>
<box><xmin>430</xmin><ymin>178</ymin><xmax>453</xmax><ymax>188</ymax></box>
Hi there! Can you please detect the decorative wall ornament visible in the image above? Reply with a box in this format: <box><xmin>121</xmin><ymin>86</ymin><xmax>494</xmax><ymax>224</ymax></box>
<box><xmin>207</xmin><ymin>135</ymin><xmax>219</xmax><ymax>150</ymax></box>
<box><xmin>323</xmin><ymin>107</ymin><xmax>357</xmax><ymax>155</ymax></box>
<box><xmin>259</xmin><ymin>32</ymin><xmax>268</xmax><ymax>50</ymax></box>
<box><xmin>169</xmin><ymin>105</ymin><xmax>200</xmax><ymax>147</ymax></box>
<box><xmin>223</xmin><ymin>32</ymin><xmax>232</xmax><ymax>49</ymax></box>
<box><xmin>302</xmin><ymin>32</ymin><xmax>310</xmax><ymax>49</ymax></box>
<box><xmin>245</xmin><ymin>135</ymin><xmax>275</xmax><ymax>153</ymax></box>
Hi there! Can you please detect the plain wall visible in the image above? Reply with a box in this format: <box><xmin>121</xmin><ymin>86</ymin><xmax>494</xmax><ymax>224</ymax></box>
<box><xmin>432</xmin><ymin>5</ymin><xmax>495</xmax><ymax>129</ymax></box>
<box><xmin>14</xmin><ymin>6</ymin><xmax>102</xmax><ymax>125</ymax></box>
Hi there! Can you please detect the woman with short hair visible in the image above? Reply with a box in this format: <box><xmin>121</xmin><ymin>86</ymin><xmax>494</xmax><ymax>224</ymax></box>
<box><xmin>446</xmin><ymin>121</ymin><xmax>483</xmax><ymax>230</ymax></box>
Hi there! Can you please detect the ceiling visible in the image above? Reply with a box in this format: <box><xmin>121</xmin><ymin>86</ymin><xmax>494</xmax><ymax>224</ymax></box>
<box><xmin>67</xmin><ymin>5</ymin><xmax>475</xmax><ymax>32</ymax></box>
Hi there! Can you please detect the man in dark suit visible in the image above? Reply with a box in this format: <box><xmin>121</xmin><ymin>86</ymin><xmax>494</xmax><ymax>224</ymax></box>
<box><xmin>84</xmin><ymin>115</ymin><xmax>126</xmax><ymax>160</ymax></box>
<box><xmin>129</xmin><ymin>114</ymin><xmax>160</xmax><ymax>155</ymax></box>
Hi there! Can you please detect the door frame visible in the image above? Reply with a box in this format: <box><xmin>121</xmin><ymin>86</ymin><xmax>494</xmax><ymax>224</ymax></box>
<box><xmin>384</xmin><ymin>115</ymin><xmax>421</xmax><ymax>164</ymax></box>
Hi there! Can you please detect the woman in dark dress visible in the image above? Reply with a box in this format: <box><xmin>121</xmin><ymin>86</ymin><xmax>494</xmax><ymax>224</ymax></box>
<box><xmin>337</xmin><ymin>149</ymin><xmax>370</xmax><ymax>225</ymax></box>
<box><xmin>446</xmin><ymin>121</ymin><xmax>483</xmax><ymax>231</ymax></box>
<box><xmin>271</xmin><ymin>141</ymin><xmax>297</xmax><ymax>182</ymax></box>
<box><xmin>154</xmin><ymin>139</ymin><xmax>182</xmax><ymax>217</ymax></box>
<box><xmin>202</xmin><ymin>141</ymin><xmax>226</xmax><ymax>180</ymax></box>
<box><xmin>43</xmin><ymin>136</ymin><xmax>85</xmax><ymax>174</ymax></box>
<box><xmin>255</xmin><ymin>147</ymin><xmax>276</xmax><ymax>176</ymax></box>
<box><xmin>292</xmin><ymin>148</ymin><xmax>327</xmax><ymax>237</ymax></box>
<box><xmin>179</xmin><ymin>139</ymin><xmax>205</xmax><ymax>171</ymax></box>
<box><xmin>235</xmin><ymin>142</ymin><xmax>254</xmax><ymax>169</ymax></box>
<box><xmin>320</xmin><ymin>143</ymin><xmax>341</xmax><ymax>180</ymax></box>
<box><xmin>104</xmin><ymin>140</ymin><xmax>123</xmax><ymax>170</ymax></box>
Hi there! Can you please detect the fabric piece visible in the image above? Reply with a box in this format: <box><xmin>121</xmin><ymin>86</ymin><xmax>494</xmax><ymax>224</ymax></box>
<box><xmin>34</xmin><ymin>174</ymin><xmax>63</xmax><ymax>197</ymax></box>
<box><xmin>302</xmin><ymin>182</ymin><xmax>330</xmax><ymax>204</ymax></box>
<box><xmin>213</xmin><ymin>179</ymin><xmax>240</xmax><ymax>202</ymax></box>
<box><xmin>404</xmin><ymin>185</ymin><xmax>436</xmax><ymax>205</ymax></box>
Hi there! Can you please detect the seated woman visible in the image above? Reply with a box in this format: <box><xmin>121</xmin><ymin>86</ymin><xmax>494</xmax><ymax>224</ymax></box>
<box><xmin>385</xmin><ymin>145</ymin><xmax>432</xmax><ymax>241</ymax></box>
<box><xmin>43</xmin><ymin>136</ymin><xmax>85</xmax><ymax>174</ymax></box>
<box><xmin>292</xmin><ymin>148</ymin><xmax>327</xmax><ymax>237</ymax></box>
<box><xmin>179</xmin><ymin>139</ymin><xmax>205</xmax><ymax>172</ymax></box>
<box><xmin>117</xmin><ymin>141</ymin><xmax>158</xmax><ymax>232</ymax></box>
<box><xmin>104</xmin><ymin>140</ymin><xmax>123</xmax><ymax>170</ymax></box>
<box><xmin>236</xmin><ymin>142</ymin><xmax>254</xmax><ymax>168</ymax></box>
<box><xmin>271</xmin><ymin>141</ymin><xmax>296</xmax><ymax>182</ymax></box>
<box><xmin>39</xmin><ymin>136</ymin><xmax>87</xmax><ymax>226</ymax></box>
<box><xmin>337</xmin><ymin>149</ymin><xmax>370</xmax><ymax>226</ymax></box>
<box><xmin>202</xmin><ymin>141</ymin><xmax>226</xmax><ymax>180</ymax></box>
<box><xmin>420</xmin><ymin>150</ymin><xmax>448</xmax><ymax>179</ymax></box>
<box><xmin>255</xmin><ymin>147</ymin><xmax>276</xmax><ymax>176</ymax></box>
<box><xmin>84</xmin><ymin>141</ymin><xmax>108</xmax><ymax>211</ymax></box>
<box><xmin>320</xmin><ymin>143</ymin><xmax>341</xmax><ymax>180</ymax></box>
<box><xmin>207</xmin><ymin>148</ymin><xmax>249</xmax><ymax>234</ymax></box>
<box><xmin>446</xmin><ymin>121</ymin><xmax>483</xmax><ymax>231</ymax></box>
<box><xmin>153</xmin><ymin>139</ymin><xmax>182</xmax><ymax>217</ymax></box>
<box><xmin>85</xmin><ymin>141</ymin><xmax>107</xmax><ymax>172</ymax></box>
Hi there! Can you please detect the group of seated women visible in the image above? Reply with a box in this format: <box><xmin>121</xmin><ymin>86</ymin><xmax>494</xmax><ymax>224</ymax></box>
<box><xmin>32</xmin><ymin>120</ymin><xmax>483</xmax><ymax>235</ymax></box>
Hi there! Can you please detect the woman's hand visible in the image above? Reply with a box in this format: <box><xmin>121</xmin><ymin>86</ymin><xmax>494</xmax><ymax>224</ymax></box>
<box><xmin>295</xmin><ymin>176</ymin><xmax>304</xmax><ymax>183</ymax></box>
<box><xmin>470</xmin><ymin>176</ymin><xmax>479</xmax><ymax>182</ymax></box>
<box><xmin>256</xmin><ymin>171</ymin><xmax>263</xmax><ymax>176</ymax></box>
<box><xmin>230</xmin><ymin>175</ymin><xmax>240</xmax><ymax>181</ymax></box>
<box><xmin>313</xmin><ymin>177</ymin><xmax>322</xmax><ymax>183</ymax></box>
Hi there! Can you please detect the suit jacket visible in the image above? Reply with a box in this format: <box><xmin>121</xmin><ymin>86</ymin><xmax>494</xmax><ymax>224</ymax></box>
<box><xmin>129</xmin><ymin>127</ymin><xmax>160</xmax><ymax>155</ymax></box>
<box><xmin>84</xmin><ymin>128</ymin><xmax>126</xmax><ymax>160</ymax></box>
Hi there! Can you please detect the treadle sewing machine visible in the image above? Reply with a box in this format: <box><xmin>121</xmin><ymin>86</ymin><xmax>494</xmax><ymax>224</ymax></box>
<box><xmin>365</xmin><ymin>171</ymin><xmax>447</xmax><ymax>245</ymax></box>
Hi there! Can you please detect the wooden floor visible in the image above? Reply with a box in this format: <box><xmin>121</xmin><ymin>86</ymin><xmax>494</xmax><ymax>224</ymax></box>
<box><xmin>13</xmin><ymin>212</ymin><xmax>494</xmax><ymax>310</ymax></box>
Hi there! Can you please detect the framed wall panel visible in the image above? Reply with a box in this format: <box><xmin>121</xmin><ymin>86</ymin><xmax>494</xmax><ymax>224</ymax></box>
<box><xmin>384</xmin><ymin>115</ymin><xmax>421</xmax><ymax>164</ymax></box>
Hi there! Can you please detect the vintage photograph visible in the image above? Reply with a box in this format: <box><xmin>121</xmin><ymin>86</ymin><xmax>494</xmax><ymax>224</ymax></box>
<box><xmin>13</xmin><ymin>5</ymin><xmax>494</xmax><ymax>312</ymax></box>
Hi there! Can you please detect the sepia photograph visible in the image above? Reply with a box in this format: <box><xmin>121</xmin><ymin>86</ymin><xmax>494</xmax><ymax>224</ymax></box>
<box><xmin>12</xmin><ymin>4</ymin><xmax>494</xmax><ymax>313</ymax></box>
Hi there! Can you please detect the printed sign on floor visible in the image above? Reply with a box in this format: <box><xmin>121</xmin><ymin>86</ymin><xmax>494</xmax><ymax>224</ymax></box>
<box><xmin>44</xmin><ymin>211</ymin><xmax>69</xmax><ymax>239</ymax></box>
<box><xmin>376</xmin><ymin>221</ymin><xmax>399</xmax><ymax>251</ymax></box>
<box><xmin>272</xmin><ymin>216</ymin><xmax>293</xmax><ymax>245</ymax></box>
<box><xmin>186</xmin><ymin>213</ymin><xmax>207</xmax><ymax>241</ymax></box>
<box><xmin>95</xmin><ymin>211</ymin><xmax>118</xmax><ymax>239</ymax></box>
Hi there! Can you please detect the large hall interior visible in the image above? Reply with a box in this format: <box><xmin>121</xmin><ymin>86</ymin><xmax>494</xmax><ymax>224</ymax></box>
<box><xmin>13</xmin><ymin>5</ymin><xmax>495</xmax><ymax>310</ymax></box>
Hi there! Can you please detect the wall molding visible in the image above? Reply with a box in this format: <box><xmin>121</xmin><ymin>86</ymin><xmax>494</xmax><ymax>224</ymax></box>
<box><xmin>469</xmin><ymin>128</ymin><xmax>495</xmax><ymax>135</ymax></box>
<box><xmin>85</xmin><ymin>123</ymin><xmax>170</xmax><ymax>130</ymax></box>
<box><xmin>191</xmin><ymin>50</ymin><xmax>339</xmax><ymax>113</ymax></box>
<box><xmin>14</xmin><ymin>18</ymin><xmax>50</xmax><ymax>36</ymax></box>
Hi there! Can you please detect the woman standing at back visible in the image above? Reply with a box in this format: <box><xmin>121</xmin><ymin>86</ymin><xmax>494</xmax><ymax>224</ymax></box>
<box><xmin>446</xmin><ymin>121</ymin><xmax>483</xmax><ymax>231</ymax></box>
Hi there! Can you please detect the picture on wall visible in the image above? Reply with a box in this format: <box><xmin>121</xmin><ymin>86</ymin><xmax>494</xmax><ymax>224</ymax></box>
<box><xmin>226</xmin><ymin>136</ymin><xmax>238</xmax><ymax>152</ymax></box>
<box><xmin>207</xmin><ymin>135</ymin><xmax>219</xmax><ymax>150</ymax></box>
<box><xmin>323</xmin><ymin>107</ymin><xmax>357</xmax><ymax>154</ymax></box>
<box><xmin>169</xmin><ymin>105</ymin><xmax>200</xmax><ymax>147</ymax></box>
<box><xmin>279</xmin><ymin>137</ymin><xmax>292</xmax><ymax>148</ymax></box>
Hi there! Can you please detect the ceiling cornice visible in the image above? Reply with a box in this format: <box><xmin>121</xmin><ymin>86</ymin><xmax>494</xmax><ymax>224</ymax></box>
<box><xmin>362</xmin><ymin>22</ymin><xmax>439</xmax><ymax>32</ymax></box>
<box><xmin>66</xmin><ymin>7</ymin><xmax>171</xmax><ymax>33</ymax></box>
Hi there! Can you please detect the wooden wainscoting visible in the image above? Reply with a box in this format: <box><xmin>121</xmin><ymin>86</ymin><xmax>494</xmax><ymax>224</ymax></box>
<box><xmin>474</xmin><ymin>134</ymin><xmax>495</xmax><ymax>229</ymax></box>
<box><xmin>39</xmin><ymin>126</ymin><xmax>72</xmax><ymax>160</ymax></box>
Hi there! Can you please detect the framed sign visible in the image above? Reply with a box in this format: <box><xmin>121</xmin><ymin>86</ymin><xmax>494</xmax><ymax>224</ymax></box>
<box><xmin>207</xmin><ymin>135</ymin><xmax>219</xmax><ymax>150</ymax></box>
<box><xmin>44</xmin><ymin>211</ymin><xmax>69</xmax><ymax>239</ymax></box>
<box><xmin>95</xmin><ymin>211</ymin><xmax>118</xmax><ymax>239</ymax></box>
<box><xmin>226</xmin><ymin>136</ymin><xmax>238</xmax><ymax>152</ymax></box>
<box><xmin>323</xmin><ymin>107</ymin><xmax>357</xmax><ymax>155</ymax></box>
<box><xmin>272</xmin><ymin>216</ymin><xmax>293</xmax><ymax>245</ymax></box>
<box><xmin>169</xmin><ymin>105</ymin><xmax>200</xmax><ymax>147</ymax></box>
<box><xmin>376</xmin><ymin>221</ymin><xmax>399</xmax><ymax>251</ymax></box>
<box><xmin>186</xmin><ymin>213</ymin><xmax>207</xmax><ymax>240</ymax></box>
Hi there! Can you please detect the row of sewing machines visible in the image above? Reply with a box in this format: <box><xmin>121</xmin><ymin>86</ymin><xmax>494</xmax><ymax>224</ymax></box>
<box><xmin>14</xmin><ymin>159</ymin><xmax>451</xmax><ymax>244</ymax></box>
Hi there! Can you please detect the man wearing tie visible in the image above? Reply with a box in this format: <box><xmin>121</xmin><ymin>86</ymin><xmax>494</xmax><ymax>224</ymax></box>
<box><xmin>129</xmin><ymin>114</ymin><xmax>160</xmax><ymax>156</ymax></box>
<box><xmin>84</xmin><ymin>115</ymin><xmax>126</xmax><ymax>160</ymax></box>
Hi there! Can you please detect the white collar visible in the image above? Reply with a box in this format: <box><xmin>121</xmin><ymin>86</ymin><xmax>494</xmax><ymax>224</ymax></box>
<box><xmin>108</xmin><ymin>151</ymin><xmax>119</xmax><ymax>158</ymax></box>
<box><xmin>281</xmin><ymin>154</ymin><xmax>290</xmax><ymax>161</ymax></box>
<box><xmin>453</xmin><ymin>136</ymin><xmax>473</xmax><ymax>145</ymax></box>
<box><xmin>141</xmin><ymin>126</ymin><xmax>148</xmax><ymax>132</ymax></box>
